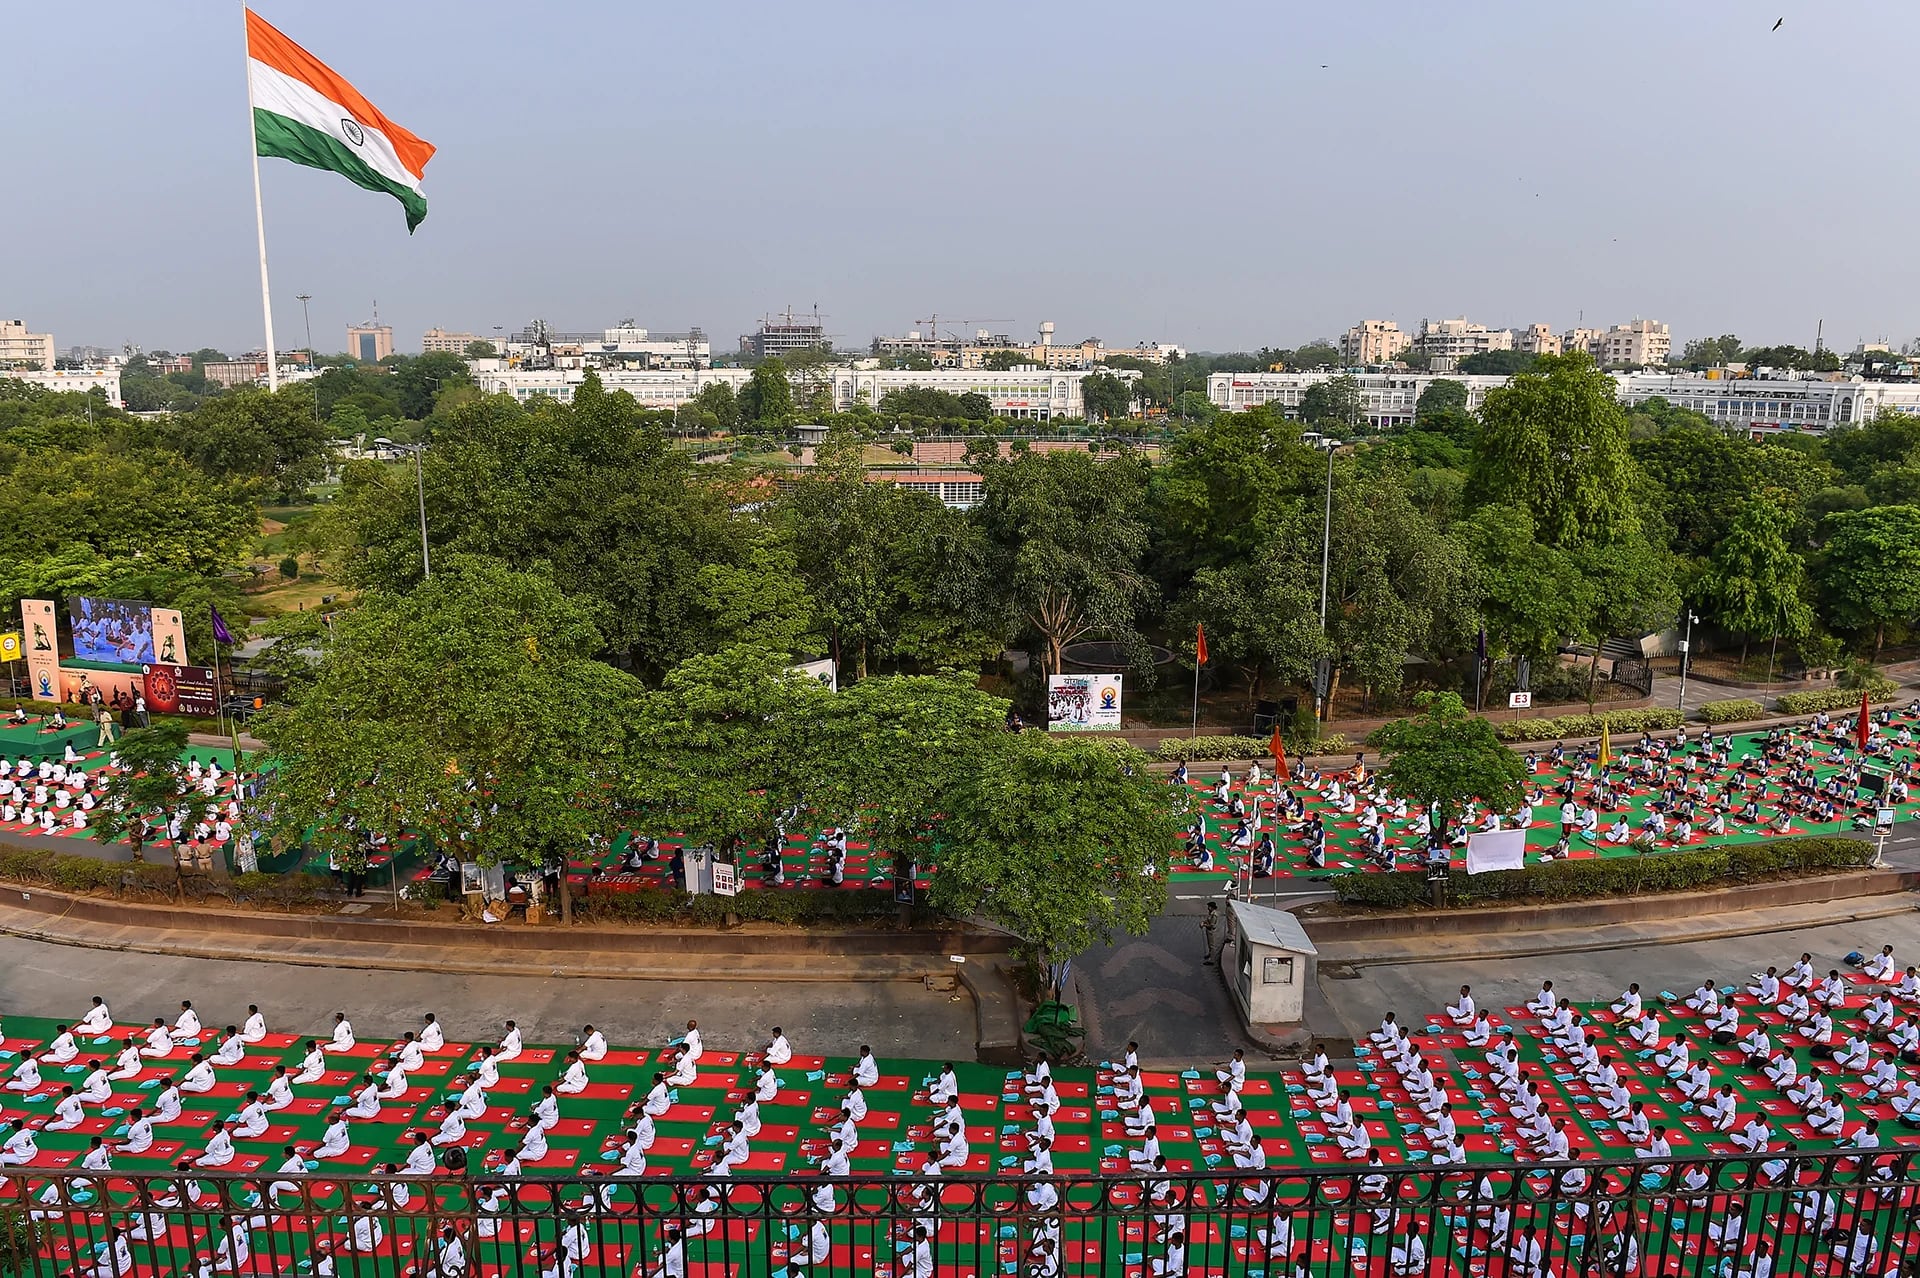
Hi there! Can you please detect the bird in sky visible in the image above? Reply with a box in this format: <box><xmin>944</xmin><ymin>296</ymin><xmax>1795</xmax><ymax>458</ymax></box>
<box><xmin>1773</xmin><ymin>17</ymin><xmax>1783</xmax><ymax>29</ymax></box>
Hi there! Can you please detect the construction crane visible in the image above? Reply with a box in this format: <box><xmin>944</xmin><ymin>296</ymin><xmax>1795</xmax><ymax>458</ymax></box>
<box><xmin>915</xmin><ymin>315</ymin><xmax>1012</xmax><ymax>344</ymax></box>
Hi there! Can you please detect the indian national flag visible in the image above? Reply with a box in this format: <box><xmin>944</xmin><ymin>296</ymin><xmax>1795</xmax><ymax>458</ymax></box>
<box><xmin>246</xmin><ymin>10</ymin><xmax>435</xmax><ymax>231</ymax></box>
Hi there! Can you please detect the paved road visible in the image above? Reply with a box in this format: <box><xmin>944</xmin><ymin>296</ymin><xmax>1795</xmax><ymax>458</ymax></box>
<box><xmin>1317</xmin><ymin>905</ymin><xmax>1920</xmax><ymax>1042</ymax></box>
<box><xmin>0</xmin><ymin>935</ymin><xmax>975</xmax><ymax>1059</ymax></box>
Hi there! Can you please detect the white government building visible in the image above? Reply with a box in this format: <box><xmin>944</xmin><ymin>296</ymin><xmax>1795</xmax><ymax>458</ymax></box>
<box><xmin>1207</xmin><ymin>369</ymin><xmax>1920</xmax><ymax>435</ymax></box>
<box><xmin>470</xmin><ymin>363</ymin><xmax>1135</xmax><ymax>421</ymax></box>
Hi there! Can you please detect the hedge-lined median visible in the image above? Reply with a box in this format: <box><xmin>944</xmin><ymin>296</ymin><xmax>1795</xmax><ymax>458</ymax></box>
<box><xmin>1154</xmin><ymin>734</ymin><xmax>1351</xmax><ymax>761</ymax></box>
<box><xmin>572</xmin><ymin>886</ymin><xmax>921</xmax><ymax>927</ymax></box>
<box><xmin>1697</xmin><ymin>698</ymin><xmax>1766</xmax><ymax>725</ymax></box>
<box><xmin>1328</xmin><ymin>837</ymin><xmax>1872</xmax><ymax>909</ymax></box>
<box><xmin>1776</xmin><ymin>683</ymin><xmax>1900</xmax><ymax>715</ymax></box>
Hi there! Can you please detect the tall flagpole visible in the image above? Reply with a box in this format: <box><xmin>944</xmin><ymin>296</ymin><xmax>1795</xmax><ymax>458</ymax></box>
<box><xmin>243</xmin><ymin>7</ymin><xmax>280</xmax><ymax>393</ymax></box>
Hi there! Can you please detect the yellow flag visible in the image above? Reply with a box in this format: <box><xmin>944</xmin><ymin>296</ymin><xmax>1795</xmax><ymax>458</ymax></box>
<box><xmin>0</xmin><ymin>632</ymin><xmax>19</xmax><ymax>662</ymax></box>
<box><xmin>1598</xmin><ymin>716</ymin><xmax>1611</xmax><ymax>768</ymax></box>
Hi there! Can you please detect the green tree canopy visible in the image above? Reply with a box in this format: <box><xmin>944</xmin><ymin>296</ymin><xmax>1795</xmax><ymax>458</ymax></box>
<box><xmin>1818</xmin><ymin>505</ymin><xmax>1920</xmax><ymax>652</ymax></box>
<box><xmin>932</xmin><ymin>733</ymin><xmax>1179</xmax><ymax>975</ymax></box>
<box><xmin>257</xmin><ymin>556</ymin><xmax>646</xmax><ymax>889</ymax></box>
<box><xmin>1469</xmin><ymin>352</ymin><xmax>1640</xmax><ymax>549</ymax></box>
<box><xmin>1695</xmin><ymin>499</ymin><xmax>1812</xmax><ymax>658</ymax></box>
<box><xmin>1375</xmin><ymin>691</ymin><xmax>1526</xmax><ymax>840</ymax></box>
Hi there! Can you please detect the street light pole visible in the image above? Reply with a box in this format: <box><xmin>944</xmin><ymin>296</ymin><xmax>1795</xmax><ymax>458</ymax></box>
<box><xmin>1317</xmin><ymin>437</ymin><xmax>1339</xmax><ymax>721</ymax></box>
<box><xmin>412</xmin><ymin>444</ymin><xmax>431</xmax><ymax>580</ymax></box>
<box><xmin>295</xmin><ymin>293</ymin><xmax>318</xmax><ymax>431</ymax></box>
<box><xmin>1677</xmin><ymin>610</ymin><xmax>1698</xmax><ymax>713</ymax></box>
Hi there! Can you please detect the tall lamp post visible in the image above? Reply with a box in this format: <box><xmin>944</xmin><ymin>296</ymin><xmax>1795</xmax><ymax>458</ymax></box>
<box><xmin>1315</xmin><ymin>436</ymin><xmax>1341</xmax><ymax>721</ymax></box>
<box><xmin>295</xmin><ymin>293</ymin><xmax>319</xmax><ymax>431</ymax></box>
<box><xmin>408</xmin><ymin>444</ymin><xmax>431</xmax><ymax>580</ymax></box>
<box><xmin>1677</xmin><ymin>610</ymin><xmax>1699</xmax><ymax>713</ymax></box>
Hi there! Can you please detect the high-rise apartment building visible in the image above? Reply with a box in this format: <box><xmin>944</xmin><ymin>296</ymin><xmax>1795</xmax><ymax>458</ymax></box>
<box><xmin>1338</xmin><ymin>320</ymin><xmax>1412</xmax><ymax>365</ymax></box>
<box><xmin>1415</xmin><ymin>318</ymin><xmax>1513</xmax><ymax>360</ymax></box>
<box><xmin>1512</xmin><ymin>323</ymin><xmax>1562</xmax><ymax>356</ymax></box>
<box><xmin>1601</xmin><ymin>319</ymin><xmax>1670</xmax><ymax>366</ymax></box>
<box><xmin>421</xmin><ymin>327</ymin><xmax>478</xmax><ymax>354</ymax></box>
<box><xmin>0</xmin><ymin>319</ymin><xmax>56</xmax><ymax>370</ymax></box>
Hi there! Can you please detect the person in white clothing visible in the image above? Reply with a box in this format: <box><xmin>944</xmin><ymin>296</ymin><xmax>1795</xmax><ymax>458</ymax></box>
<box><xmin>558</xmin><ymin>1051</ymin><xmax>590</xmax><ymax>1095</ymax></box>
<box><xmin>40</xmin><ymin>1026</ymin><xmax>78</xmax><ymax>1064</ymax></box>
<box><xmin>180</xmin><ymin>1054</ymin><xmax>218</xmax><ymax>1094</ymax></box>
<box><xmin>76</xmin><ymin>997</ymin><xmax>113</xmax><ymax>1035</ymax></box>
<box><xmin>120</xmin><ymin>1109</ymin><xmax>155</xmax><ymax>1155</ymax></box>
<box><xmin>5</xmin><ymin>1056</ymin><xmax>41</xmax><ymax>1093</ymax></box>
<box><xmin>580</xmin><ymin>1026</ymin><xmax>608</xmax><ymax>1061</ymax></box>
<box><xmin>679</xmin><ymin>1020</ymin><xmax>703</xmax><ymax>1064</ymax></box>
<box><xmin>327</xmin><ymin>1013</ymin><xmax>355</xmax><ymax>1052</ymax></box>
<box><xmin>762</xmin><ymin>1028</ymin><xmax>792</xmax><ymax>1065</ymax></box>
<box><xmin>345</xmin><ymin>1074</ymin><xmax>383</xmax><ymax>1120</ymax></box>
<box><xmin>141</xmin><ymin>1019</ymin><xmax>176</xmax><ymax>1059</ymax></box>
<box><xmin>393</xmin><ymin>1033</ymin><xmax>425</xmax><ymax>1072</ymax></box>
<box><xmin>262</xmin><ymin>1066</ymin><xmax>294</xmax><ymax>1111</ymax></box>
<box><xmin>240</xmin><ymin>1005</ymin><xmax>267</xmax><ymax>1042</ymax></box>
<box><xmin>234</xmin><ymin>1092</ymin><xmax>270</xmax><ymax>1139</ymax></box>
<box><xmin>497</xmin><ymin>1022</ymin><xmax>523</xmax><ymax>1061</ymax></box>
<box><xmin>418</xmin><ymin>1013</ymin><xmax>444</xmax><ymax>1052</ymax></box>
<box><xmin>211</xmin><ymin>1026</ymin><xmax>246</xmax><ymax>1067</ymax></box>
<box><xmin>401</xmin><ymin>1131</ymin><xmax>437</xmax><ymax>1175</ymax></box>
<box><xmin>0</xmin><ymin>1120</ymin><xmax>38</xmax><ymax>1167</ymax></box>
<box><xmin>193</xmin><ymin>1121</ymin><xmax>236</xmax><ymax>1168</ymax></box>
<box><xmin>313</xmin><ymin>1113</ymin><xmax>352</xmax><ymax>1160</ymax></box>
<box><xmin>294</xmin><ymin>1041</ymin><xmax>327</xmax><ymax>1085</ymax></box>
<box><xmin>853</xmin><ymin>1047</ymin><xmax>880</xmax><ymax>1088</ymax></box>
<box><xmin>78</xmin><ymin>1059</ymin><xmax>114</xmax><ymax>1097</ymax></box>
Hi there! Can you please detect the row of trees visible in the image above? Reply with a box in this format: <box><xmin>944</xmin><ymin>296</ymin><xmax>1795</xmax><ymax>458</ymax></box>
<box><xmin>257</xmin><ymin>556</ymin><xmax>1180</xmax><ymax>962</ymax></box>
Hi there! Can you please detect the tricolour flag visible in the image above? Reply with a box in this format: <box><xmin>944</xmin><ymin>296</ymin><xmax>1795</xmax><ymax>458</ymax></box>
<box><xmin>246</xmin><ymin>10</ymin><xmax>435</xmax><ymax>231</ymax></box>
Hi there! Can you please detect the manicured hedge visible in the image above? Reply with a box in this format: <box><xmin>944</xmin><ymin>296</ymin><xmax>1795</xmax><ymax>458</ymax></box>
<box><xmin>0</xmin><ymin>847</ymin><xmax>339</xmax><ymax>908</ymax></box>
<box><xmin>1490</xmin><ymin>709</ymin><xmax>1684</xmax><ymax>742</ymax></box>
<box><xmin>1697</xmin><ymin>698</ymin><xmax>1766</xmax><ymax>725</ymax></box>
<box><xmin>1776</xmin><ymin>683</ymin><xmax>1900</xmax><ymax>715</ymax></box>
<box><xmin>572</xmin><ymin>886</ymin><xmax>916</xmax><ymax>926</ymax></box>
<box><xmin>1329</xmin><ymin>837</ymin><xmax>1872</xmax><ymax>908</ymax></box>
<box><xmin>1154</xmin><ymin>734</ymin><xmax>1350</xmax><ymax>762</ymax></box>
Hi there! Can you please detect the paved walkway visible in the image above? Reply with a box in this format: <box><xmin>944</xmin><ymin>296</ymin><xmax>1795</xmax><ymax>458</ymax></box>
<box><xmin>1315</xmin><ymin>904</ymin><xmax>1920</xmax><ymax>1045</ymax></box>
<box><xmin>0</xmin><ymin>932</ymin><xmax>975</xmax><ymax>1058</ymax></box>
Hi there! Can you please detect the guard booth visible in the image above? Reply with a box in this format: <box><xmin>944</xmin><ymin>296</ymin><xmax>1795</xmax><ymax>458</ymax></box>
<box><xmin>1225</xmin><ymin>899</ymin><xmax>1318</xmax><ymax>1027</ymax></box>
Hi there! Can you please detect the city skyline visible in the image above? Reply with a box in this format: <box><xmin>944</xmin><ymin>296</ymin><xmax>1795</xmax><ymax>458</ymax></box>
<box><xmin>11</xmin><ymin>1</ymin><xmax>1920</xmax><ymax>356</ymax></box>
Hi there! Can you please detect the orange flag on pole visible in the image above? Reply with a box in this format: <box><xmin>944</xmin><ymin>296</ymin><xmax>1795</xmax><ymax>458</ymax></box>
<box><xmin>1269</xmin><ymin>722</ymin><xmax>1290</xmax><ymax>782</ymax></box>
<box><xmin>1195</xmin><ymin>624</ymin><xmax>1209</xmax><ymax>667</ymax></box>
<box><xmin>1858</xmin><ymin>689</ymin><xmax>1873</xmax><ymax>751</ymax></box>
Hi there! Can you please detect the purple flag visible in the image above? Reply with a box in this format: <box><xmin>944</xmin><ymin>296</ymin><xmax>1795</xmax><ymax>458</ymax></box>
<box><xmin>210</xmin><ymin>606</ymin><xmax>234</xmax><ymax>646</ymax></box>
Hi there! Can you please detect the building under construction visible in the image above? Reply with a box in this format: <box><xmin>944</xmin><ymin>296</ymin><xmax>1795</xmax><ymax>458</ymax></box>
<box><xmin>739</xmin><ymin>307</ymin><xmax>831</xmax><ymax>360</ymax></box>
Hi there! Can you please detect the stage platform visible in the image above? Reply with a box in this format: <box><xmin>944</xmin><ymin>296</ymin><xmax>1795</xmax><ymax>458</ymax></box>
<box><xmin>0</xmin><ymin>715</ymin><xmax>97</xmax><ymax>763</ymax></box>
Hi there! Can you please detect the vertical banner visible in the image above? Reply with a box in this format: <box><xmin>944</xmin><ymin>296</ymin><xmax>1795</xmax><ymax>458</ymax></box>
<box><xmin>1047</xmin><ymin>674</ymin><xmax>1124</xmax><ymax>731</ymax></box>
<box><xmin>21</xmin><ymin>600</ymin><xmax>59</xmax><ymax>703</ymax></box>
<box><xmin>150</xmin><ymin>608</ymin><xmax>188</xmax><ymax>666</ymax></box>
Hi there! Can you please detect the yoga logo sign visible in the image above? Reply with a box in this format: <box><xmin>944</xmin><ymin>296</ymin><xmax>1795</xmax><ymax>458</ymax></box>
<box><xmin>20</xmin><ymin>599</ymin><xmax>59</xmax><ymax>704</ymax></box>
<box><xmin>1047</xmin><ymin>674</ymin><xmax>1123</xmax><ymax>732</ymax></box>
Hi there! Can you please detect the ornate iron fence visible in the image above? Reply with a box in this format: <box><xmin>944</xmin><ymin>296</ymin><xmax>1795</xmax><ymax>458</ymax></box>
<box><xmin>4</xmin><ymin>1150</ymin><xmax>1919</xmax><ymax>1277</ymax></box>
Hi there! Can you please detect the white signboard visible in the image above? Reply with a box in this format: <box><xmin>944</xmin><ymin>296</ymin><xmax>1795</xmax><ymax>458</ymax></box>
<box><xmin>1465</xmin><ymin>828</ymin><xmax>1528</xmax><ymax>876</ymax></box>
<box><xmin>1047</xmin><ymin>674</ymin><xmax>1123</xmax><ymax>731</ymax></box>
<box><xmin>790</xmin><ymin>657</ymin><xmax>838</xmax><ymax>693</ymax></box>
<box><xmin>711</xmin><ymin>862</ymin><xmax>738</xmax><ymax>897</ymax></box>
<box><xmin>1507</xmin><ymin>691</ymin><xmax>1532</xmax><ymax>709</ymax></box>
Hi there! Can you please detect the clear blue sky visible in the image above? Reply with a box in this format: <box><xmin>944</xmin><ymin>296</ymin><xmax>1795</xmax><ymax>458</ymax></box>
<box><xmin>11</xmin><ymin>1</ymin><xmax>1916</xmax><ymax>356</ymax></box>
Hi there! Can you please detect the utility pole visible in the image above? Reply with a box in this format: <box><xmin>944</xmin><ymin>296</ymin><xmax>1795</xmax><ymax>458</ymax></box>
<box><xmin>1678</xmin><ymin>610</ymin><xmax>1698</xmax><ymax>713</ymax></box>
<box><xmin>295</xmin><ymin>293</ymin><xmax>318</xmax><ymax>430</ymax></box>
<box><xmin>1317</xmin><ymin>437</ymin><xmax>1339</xmax><ymax>721</ymax></box>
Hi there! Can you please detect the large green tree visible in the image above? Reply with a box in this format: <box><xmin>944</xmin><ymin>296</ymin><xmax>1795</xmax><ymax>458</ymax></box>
<box><xmin>1469</xmin><ymin>352</ymin><xmax>1640</xmax><ymax>548</ymax></box>
<box><xmin>932</xmin><ymin>733</ymin><xmax>1180</xmax><ymax>992</ymax></box>
<box><xmin>1375</xmin><ymin>691</ymin><xmax>1525</xmax><ymax>841</ymax></box>
<box><xmin>1696</xmin><ymin>500</ymin><xmax>1811</xmax><ymax>660</ymax></box>
<box><xmin>257</xmin><ymin>556</ymin><xmax>644</xmax><ymax>919</ymax></box>
<box><xmin>972</xmin><ymin>447</ymin><xmax>1153</xmax><ymax>675</ymax></box>
<box><xmin>1818</xmin><ymin>505</ymin><xmax>1920</xmax><ymax>653</ymax></box>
